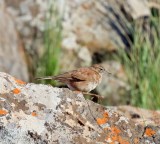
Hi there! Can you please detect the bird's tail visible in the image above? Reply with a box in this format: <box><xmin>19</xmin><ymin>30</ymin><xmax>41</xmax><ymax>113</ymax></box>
<box><xmin>35</xmin><ymin>76</ymin><xmax>56</xmax><ymax>80</ymax></box>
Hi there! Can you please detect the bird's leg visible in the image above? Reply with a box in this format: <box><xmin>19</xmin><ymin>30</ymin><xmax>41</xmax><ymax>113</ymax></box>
<box><xmin>82</xmin><ymin>92</ymin><xmax>104</xmax><ymax>99</ymax></box>
<box><xmin>72</xmin><ymin>91</ymin><xmax>104</xmax><ymax>100</ymax></box>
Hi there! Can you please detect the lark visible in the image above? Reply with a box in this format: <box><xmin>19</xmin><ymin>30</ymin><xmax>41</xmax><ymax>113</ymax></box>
<box><xmin>36</xmin><ymin>64</ymin><xmax>110</xmax><ymax>98</ymax></box>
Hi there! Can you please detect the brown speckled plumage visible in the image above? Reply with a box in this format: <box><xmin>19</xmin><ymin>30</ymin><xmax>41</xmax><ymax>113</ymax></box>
<box><xmin>36</xmin><ymin>64</ymin><xmax>109</xmax><ymax>92</ymax></box>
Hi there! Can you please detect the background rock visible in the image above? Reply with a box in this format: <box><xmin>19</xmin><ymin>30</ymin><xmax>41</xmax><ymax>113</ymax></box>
<box><xmin>4</xmin><ymin>0</ymin><xmax>151</xmax><ymax>69</ymax></box>
<box><xmin>96</xmin><ymin>61</ymin><xmax>130</xmax><ymax>105</ymax></box>
<box><xmin>123</xmin><ymin>0</ymin><xmax>150</xmax><ymax>19</ymax></box>
<box><xmin>2</xmin><ymin>0</ymin><xmax>153</xmax><ymax>106</ymax></box>
<box><xmin>115</xmin><ymin>105</ymin><xmax>160</xmax><ymax>126</ymax></box>
<box><xmin>0</xmin><ymin>72</ymin><xmax>160</xmax><ymax>144</ymax></box>
<box><xmin>62</xmin><ymin>0</ymin><xmax>150</xmax><ymax>52</ymax></box>
<box><xmin>0</xmin><ymin>1</ymin><xmax>29</xmax><ymax>81</ymax></box>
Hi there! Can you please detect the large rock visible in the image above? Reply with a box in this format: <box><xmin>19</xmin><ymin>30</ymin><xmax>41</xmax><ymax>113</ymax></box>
<box><xmin>0</xmin><ymin>1</ymin><xmax>29</xmax><ymax>81</ymax></box>
<box><xmin>4</xmin><ymin>0</ymin><xmax>151</xmax><ymax>72</ymax></box>
<box><xmin>5</xmin><ymin>0</ymin><xmax>50</xmax><ymax>80</ymax></box>
<box><xmin>62</xmin><ymin>0</ymin><xmax>150</xmax><ymax>52</ymax></box>
<box><xmin>96</xmin><ymin>61</ymin><xmax>129</xmax><ymax>105</ymax></box>
<box><xmin>116</xmin><ymin>105</ymin><xmax>160</xmax><ymax>126</ymax></box>
<box><xmin>0</xmin><ymin>72</ymin><xmax>160</xmax><ymax>144</ymax></box>
<box><xmin>5</xmin><ymin>0</ymin><xmax>151</xmax><ymax>53</ymax></box>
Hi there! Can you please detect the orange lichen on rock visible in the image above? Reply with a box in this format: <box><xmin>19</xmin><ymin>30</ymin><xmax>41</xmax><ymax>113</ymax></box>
<box><xmin>96</xmin><ymin>112</ymin><xmax>109</xmax><ymax>125</ymax></box>
<box><xmin>14</xmin><ymin>78</ymin><xmax>26</xmax><ymax>85</ymax></box>
<box><xmin>145</xmin><ymin>128</ymin><xmax>156</xmax><ymax>137</ymax></box>
<box><xmin>134</xmin><ymin>138</ymin><xmax>139</xmax><ymax>144</ymax></box>
<box><xmin>12</xmin><ymin>88</ymin><xmax>21</xmax><ymax>94</ymax></box>
<box><xmin>111</xmin><ymin>126</ymin><xmax>121</xmax><ymax>134</ymax></box>
<box><xmin>106</xmin><ymin>126</ymin><xmax>130</xmax><ymax>144</ymax></box>
<box><xmin>0</xmin><ymin>109</ymin><xmax>8</xmax><ymax>115</ymax></box>
<box><xmin>31</xmin><ymin>112</ymin><xmax>37</xmax><ymax>117</ymax></box>
<box><xmin>118</xmin><ymin>136</ymin><xmax>130</xmax><ymax>144</ymax></box>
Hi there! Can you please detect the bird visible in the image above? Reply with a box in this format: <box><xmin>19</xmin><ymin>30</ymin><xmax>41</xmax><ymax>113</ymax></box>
<box><xmin>36</xmin><ymin>64</ymin><xmax>110</xmax><ymax>93</ymax></box>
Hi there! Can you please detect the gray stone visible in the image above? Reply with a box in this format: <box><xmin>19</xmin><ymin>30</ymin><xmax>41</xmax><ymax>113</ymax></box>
<box><xmin>0</xmin><ymin>1</ymin><xmax>29</xmax><ymax>81</ymax></box>
<box><xmin>62</xmin><ymin>0</ymin><xmax>150</xmax><ymax>52</ymax></box>
<box><xmin>115</xmin><ymin>105</ymin><xmax>160</xmax><ymax>126</ymax></box>
<box><xmin>96</xmin><ymin>61</ymin><xmax>129</xmax><ymax>105</ymax></box>
<box><xmin>4</xmin><ymin>0</ymin><xmax>151</xmax><ymax>72</ymax></box>
<box><xmin>124</xmin><ymin>0</ymin><xmax>150</xmax><ymax>19</ymax></box>
<box><xmin>0</xmin><ymin>72</ymin><xmax>160</xmax><ymax>144</ymax></box>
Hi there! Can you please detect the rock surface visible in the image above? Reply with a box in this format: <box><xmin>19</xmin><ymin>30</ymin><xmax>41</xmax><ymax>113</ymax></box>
<box><xmin>116</xmin><ymin>105</ymin><xmax>160</xmax><ymax>126</ymax></box>
<box><xmin>0</xmin><ymin>72</ymin><xmax>160</xmax><ymax>144</ymax></box>
<box><xmin>0</xmin><ymin>1</ymin><xmax>29</xmax><ymax>81</ymax></box>
<box><xmin>5</xmin><ymin>0</ymin><xmax>151</xmax><ymax>53</ymax></box>
<box><xmin>3</xmin><ymin>0</ymin><xmax>152</xmax><ymax>84</ymax></box>
<box><xmin>97</xmin><ymin>61</ymin><xmax>129</xmax><ymax>105</ymax></box>
<box><xmin>4</xmin><ymin>0</ymin><xmax>151</xmax><ymax>69</ymax></box>
<box><xmin>62</xmin><ymin>0</ymin><xmax>150</xmax><ymax>52</ymax></box>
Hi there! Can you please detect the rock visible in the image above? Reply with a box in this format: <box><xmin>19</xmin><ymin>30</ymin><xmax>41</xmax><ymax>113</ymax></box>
<box><xmin>59</xmin><ymin>46</ymin><xmax>92</xmax><ymax>73</ymax></box>
<box><xmin>115</xmin><ymin>105</ymin><xmax>160</xmax><ymax>126</ymax></box>
<box><xmin>59</xmin><ymin>0</ymin><xmax>151</xmax><ymax>71</ymax></box>
<box><xmin>96</xmin><ymin>61</ymin><xmax>130</xmax><ymax>105</ymax></box>
<box><xmin>0</xmin><ymin>1</ymin><xmax>29</xmax><ymax>81</ymax></box>
<box><xmin>62</xmin><ymin>0</ymin><xmax>150</xmax><ymax>52</ymax></box>
<box><xmin>0</xmin><ymin>72</ymin><xmax>160</xmax><ymax>144</ymax></box>
<box><xmin>4</xmin><ymin>0</ymin><xmax>151</xmax><ymax>73</ymax></box>
<box><xmin>5</xmin><ymin>0</ymin><xmax>49</xmax><ymax>76</ymax></box>
<box><xmin>123</xmin><ymin>0</ymin><xmax>150</xmax><ymax>19</ymax></box>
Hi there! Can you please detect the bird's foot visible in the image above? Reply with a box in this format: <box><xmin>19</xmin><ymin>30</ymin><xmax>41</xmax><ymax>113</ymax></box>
<box><xmin>82</xmin><ymin>92</ymin><xmax>104</xmax><ymax>100</ymax></box>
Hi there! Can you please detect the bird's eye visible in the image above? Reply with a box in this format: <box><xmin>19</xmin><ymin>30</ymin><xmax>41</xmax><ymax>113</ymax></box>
<box><xmin>100</xmin><ymin>68</ymin><xmax>104</xmax><ymax>71</ymax></box>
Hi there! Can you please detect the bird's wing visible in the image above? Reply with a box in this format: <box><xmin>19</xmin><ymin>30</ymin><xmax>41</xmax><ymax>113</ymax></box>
<box><xmin>36</xmin><ymin>67</ymin><xmax>94</xmax><ymax>82</ymax></box>
<box><xmin>54</xmin><ymin>70</ymin><xmax>85</xmax><ymax>82</ymax></box>
<box><xmin>71</xmin><ymin>68</ymin><xmax>94</xmax><ymax>81</ymax></box>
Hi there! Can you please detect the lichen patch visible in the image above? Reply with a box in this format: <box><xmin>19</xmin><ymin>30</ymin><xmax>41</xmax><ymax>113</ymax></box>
<box><xmin>145</xmin><ymin>128</ymin><xmax>156</xmax><ymax>137</ymax></box>
<box><xmin>31</xmin><ymin>111</ymin><xmax>37</xmax><ymax>117</ymax></box>
<box><xmin>105</xmin><ymin>126</ymin><xmax>130</xmax><ymax>144</ymax></box>
<box><xmin>97</xmin><ymin>112</ymin><xmax>109</xmax><ymax>125</ymax></box>
<box><xmin>0</xmin><ymin>109</ymin><xmax>8</xmax><ymax>115</ymax></box>
<box><xmin>14</xmin><ymin>78</ymin><xmax>26</xmax><ymax>85</ymax></box>
<box><xmin>12</xmin><ymin>88</ymin><xmax>21</xmax><ymax>94</ymax></box>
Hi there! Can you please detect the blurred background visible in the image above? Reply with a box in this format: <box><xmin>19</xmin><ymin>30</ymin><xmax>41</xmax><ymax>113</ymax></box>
<box><xmin>1</xmin><ymin>0</ymin><xmax>160</xmax><ymax>109</ymax></box>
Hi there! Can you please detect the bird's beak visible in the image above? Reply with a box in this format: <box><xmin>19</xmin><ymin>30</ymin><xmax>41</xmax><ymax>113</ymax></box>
<box><xmin>104</xmin><ymin>69</ymin><xmax>111</xmax><ymax>75</ymax></box>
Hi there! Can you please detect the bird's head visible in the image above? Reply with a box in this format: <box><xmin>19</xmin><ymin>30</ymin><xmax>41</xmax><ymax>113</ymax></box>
<box><xmin>92</xmin><ymin>64</ymin><xmax>111</xmax><ymax>75</ymax></box>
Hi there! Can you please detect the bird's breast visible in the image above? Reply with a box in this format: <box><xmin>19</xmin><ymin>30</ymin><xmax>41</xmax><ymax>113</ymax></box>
<box><xmin>87</xmin><ymin>82</ymin><xmax>98</xmax><ymax>92</ymax></box>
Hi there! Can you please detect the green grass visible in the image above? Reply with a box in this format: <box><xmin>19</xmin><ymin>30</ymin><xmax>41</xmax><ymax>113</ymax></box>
<box><xmin>119</xmin><ymin>10</ymin><xmax>160</xmax><ymax>109</ymax></box>
<box><xmin>36</xmin><ymin>0</ymin><xmax>62</xmax><ymax>85</ymax></box>
<box><xmin>34</xmin><ymin>1</ymin><xmax>160</xmax><ymax>109</ymax></box>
